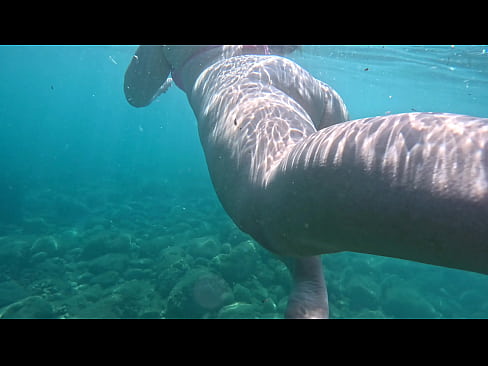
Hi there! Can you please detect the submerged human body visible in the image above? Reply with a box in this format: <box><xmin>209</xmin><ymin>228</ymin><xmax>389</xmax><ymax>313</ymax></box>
<box><xmin>125</xmin><ymin>45</ymin><xmax>488</xmax><ymax>318</ymax></box>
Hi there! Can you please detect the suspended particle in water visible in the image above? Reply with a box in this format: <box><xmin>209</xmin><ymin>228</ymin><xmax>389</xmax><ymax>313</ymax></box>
<box><xmin>364</xmin><ymin>67</ymin><xmax>369</xmax><ymax>71</ymax></box>
<box><xmin>108</xmin><ymin>55</ymin><xmax>118</xmax><ymax>65</ymax></box>
<box><xmin>50</xmin><ymin>85</ymin><xmax>54</xmax><ymax>91</ymax></box>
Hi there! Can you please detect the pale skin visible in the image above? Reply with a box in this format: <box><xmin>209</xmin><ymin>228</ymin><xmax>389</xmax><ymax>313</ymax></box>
<box><xmin>125</xmin><ymin>46</ymin><xmax>488</xmax><ymax>318</ymax></box>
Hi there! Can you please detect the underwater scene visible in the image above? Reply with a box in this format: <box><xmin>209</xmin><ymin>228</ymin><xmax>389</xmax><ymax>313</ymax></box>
<box><xmin>1</xmin><ymin>45</ymin><xmax>488</xmax><ymax>318</ymax></box>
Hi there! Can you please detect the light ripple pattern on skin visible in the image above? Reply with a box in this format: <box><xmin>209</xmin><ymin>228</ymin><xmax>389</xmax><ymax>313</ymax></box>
<box><xmin>125</xmin><ymin>45</ymin><xmax>488</xmax><ymax>318</ymax></box>
<box><xmin>279</xmin><ymin>113</ymin><xmax>488</xmax><ymax>202</ymax></box>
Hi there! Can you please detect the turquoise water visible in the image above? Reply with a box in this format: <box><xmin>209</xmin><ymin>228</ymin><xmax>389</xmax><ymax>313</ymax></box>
<box><xmin>0</xmin><ymin>45</ymin><xmax>487</xmax><ymax>318</ymax></box>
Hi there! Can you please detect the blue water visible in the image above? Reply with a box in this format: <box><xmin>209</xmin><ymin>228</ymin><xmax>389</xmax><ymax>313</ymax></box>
<box><xmin>0</xmin><ymin>45</ymin><xmax>487</xmax><ymax>318</ymax></box>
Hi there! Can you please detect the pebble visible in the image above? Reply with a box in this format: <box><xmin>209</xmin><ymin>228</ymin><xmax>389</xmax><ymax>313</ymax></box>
<box><xmin>31</xmin><ymin>236</ymin><xmax>59</xmax><ymax>257</ymax></box>
<box><xmin>0</xmin><ymin>280</ymin><xmax>30</xmax><ymax>308</ymax></box>
<box><xmin>3</xmin><ymin>182</ymin><xmax>487</xmax><ymax>319</ymax></box>
<box><xmin>382</xmin><ymin>286</ymin><xmax>440</xmax><ymax>318</ymax></box>
<box><xmin>217</xmin><ymin>302</ymin><xmax>258</xmax><ymax>319</ymax></box>
<box><xmin>1</xmin><ymin>296</ymin><xmax>54</xmax><ymax>319</ymax></box>
<box><xmin>89</xmin><ymin>270</ymin><xmax>120</xmax><ymax>288</ymax></box>
<box><xmin>22</xmin><ymin>217</ymin><xmax>51</xmax><ymax>234</ymax></box>
<box><xmin>165</xmin><ymin>269</ymin><xmax>233</xmax><ymax>318</ymax></box>
<box><xmin>87</xmin><ymin>253</ymin><xmax>129</xmax><ymax>275</ymax></box>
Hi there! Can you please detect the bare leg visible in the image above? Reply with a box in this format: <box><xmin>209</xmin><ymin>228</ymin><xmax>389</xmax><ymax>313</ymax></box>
<box><xmin>285</xmin><ymin>256</ymin><xmax>329</xmax><ymax>319</ymax></box>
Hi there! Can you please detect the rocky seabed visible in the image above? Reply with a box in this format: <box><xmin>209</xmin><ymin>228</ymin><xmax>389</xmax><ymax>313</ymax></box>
<box><xmin>1</xmin><ymin>181</ymin><xmax>487</xmax><ymax>319</ymax></box>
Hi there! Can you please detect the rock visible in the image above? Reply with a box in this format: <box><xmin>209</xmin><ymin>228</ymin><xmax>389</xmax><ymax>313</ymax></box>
<box><xmin>165</xmin><ymin>269</ymin><xmax>233</xmax><ymax>318</ymax></box>
<box><xmin>193</xmin><ymin>257</ymin><xmax>210</xmax><ymax>267</ymax></box>
<box><xmin>355</xmin><ymin>309</ymin><xmax>386</xmax><ymax>319</ymax></box>
<box><xmin>382</xmin><ymin>286</ymin><xmax>440</xmax><ymax>318</ymax></box>
<box><xmin>211</xmin><ymin>240</ymin><xmax>258</xmax><ymax>283</ymax></box>
<box><xmin>35</xmin><ymin>257</ymin><xmax>66</xmax><ymax>276</ymax></box>
<box><xmin>0</xmin><ymin>280</ymin><xmax>29</xmax><ymax>307</ymax></box>
<box><xmin>168</xmin><ymin>222</ymin><xmax>193</xmax><ymax>238</ymax></box>
<box><xmin>259</xmin><ymin>257</ymin><xmax>291</xmax><ymax>290</ymax></box>
<box><xmin>344</xmin><ymin>275</ymin><xmax>380</xmax><ymax>311</ymax></box>
<box><xmin>22</xmin><ymin>217</ymin><xmax>50</xmax><ymax>234</ymax></box>
<box><xmin>139</xmin><ymin>311</ymin><xmax>161</xmax><ymax>319</ymax></box>
<box><xmin>90</xmin><ymin>270</ymin><xmax>120</xmax><ymax>288</ymax></box>
<box><xmin>470</xmin><ymin>301</ymin><xmax>488</xmax><ymax>318</ymax></box>
<box><xmin>88</xmin><ymin>253</ymin><xmax>129</xmax><ymax>275</ymax></box>
<box><xmin>157</xmin><ymin>246</ymin><xmax>188</xmax><ymax>269</ymax></box>
<box><xmin>378</xmin><ymin>258</ymin><xmax>413</xmax><ymax>279</ymax></box>
<box><xmin>83</xmin><ymin>284</ymin><xmax>105</xmax><ymax>301</ymax></box>
<box><xmin>76</xmin><ymin>294</ymin><xmax>121</xmax><ymax>318</ymax></box>
<box><xmin>157</xmin><ymin>266</ymin><xmax>187</xmax><ymax>297</ymax></box>
<box><xmin>262</xmin><ymin>298</ymin><xmax>278</xmax><ymax>314</ymax></box>
<box><xmin>67</xmin><ymin>247</ymin><xmax>83</xmax><ymax>259</ymax></box>
<box><xmin>268</xmin><ymin>285</ymin><xmax>287</xmax><ymax>302</ymax></box>
<box><xmin>277</xmin><ymin>297</ymin><xmax>289</xmax><ymax>315</ymax></box>
<box><xmin>246</xmin><ymin>277</ymin><xmax>269</xmax><ymax>302</ymax></box>
<box><xmin>187</xmin><ymin>235</ymin><xmax>220</xmax><ymax>259</ymax></box>
<box><xmin>29</xmin><ymin>278</ymin><xmax>70</xmax><ymax>301</ymax></box>
<box><xmin>129</xmin><ymin>258</ymin><xmax>155</xmax><ymax>269</ymax></box>
<box><xmin>81</xmin><ymin>229</ymin><xmax>132</xmax><ymax>260</ymax></box>
<box><xmin>113</xmin><ymin>279</ymin><xmax>148</xmax><ymax>301</ymax></box>
<box><xmin>125</xmin><ymin>268</ymin><xmax>152</xmax><ymax>281</ymax></box>
<box><xmin>217</xmin><ymin>302</ymin><xmax>259</xmax><ymax>319</ymax></box>
<box><xmin>0</xmin><ymin>239</ymin><xmax>30</xmax><ymax>266</ymax></box>
<box><xmin>459</xmin><ymin>289</ymin><xmax>486</xmax><ymax>315</ymax></box>
<box><xmin>30</xmin><ymin>236</ymin><xmax>59</xmax><ymax>257</ymax></box>
<box><xmin>139</xmin><ymin>235</ymin><xmax>173</xmax><ymax>258</ymax></box>
<box><xmin>221</xmin><ymin>225</ymin><xmax>250</xmax><ymax>246</ymax></box>
<box><xmin>30</xmin><ymin>251</ymin><xmax>49</xmax><ymax>264</ymax></box>
<box><xmin>80</xmin><ymin>230</ymin><xmax>111</xmax><ymax>259</ymax></box>
<box><xmin>56</xmin><ymin>229</ymin><xmax>81</xmax><ymax>251</ymax></box>
<box><xmin>83</xmin><ymin>216</ymin><xmax>112</xmax><ymax>230</ymax></box>
<box><xmin>77</xmin><ymin>272</ymin><xmax>94</xmax><ymax>284</ymax></box>
<box><xmin>110</xmin><ymin>234</ymin><xmax>133</xmax><ymax>253</ymax></box>
<box><xmin>1</xmin><ymin>296</ymin><xmax>54</xmax><ymax>319</ymax></box>
<box><xmin>221</xmin><ymin>242</ymin><xmax>231</xmax><ymax>254</ymax></box>
<box><xmin>233</xmin><ymin>283</ymin><xmax>253</xmax><ymax>303</ymax></box>
<box><xmin>112</xmin><ymin>279</ymin><xmax>163</xmax><ymax>319</ymax></box>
